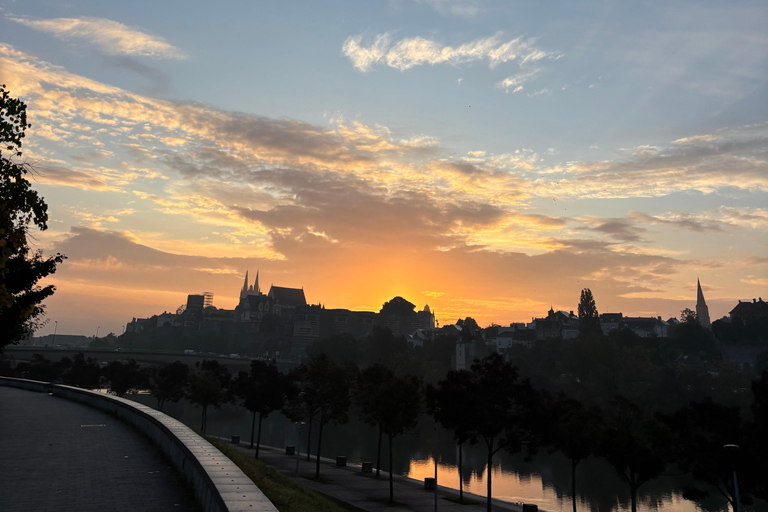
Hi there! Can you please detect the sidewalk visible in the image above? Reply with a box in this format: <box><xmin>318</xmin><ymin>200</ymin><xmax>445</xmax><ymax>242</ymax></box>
<box><xmin>0</xmin><ymin>386</ymin><xmax>198</xmax><ymax>512</ymax></box>
<box><xmin>223</xmin><ymin>439</ymin><xmax>525</xmax><ymax>512</ymax></box>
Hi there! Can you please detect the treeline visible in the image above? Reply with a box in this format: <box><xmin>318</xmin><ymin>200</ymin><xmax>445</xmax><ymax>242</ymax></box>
<box><xmin>3</xmin><ymin>347</ymin><xmax>767</xmax><ymax>512</ymax></box>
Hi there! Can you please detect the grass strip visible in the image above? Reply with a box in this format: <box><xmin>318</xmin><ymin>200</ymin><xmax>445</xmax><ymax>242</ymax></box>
<box><xmin>207</xmin><ymin>438</ymin><xmax>366</xmax><ymax>512</ymax></box>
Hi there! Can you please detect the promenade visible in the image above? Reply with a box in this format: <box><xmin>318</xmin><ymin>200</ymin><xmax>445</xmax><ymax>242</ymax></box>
<box><xmin>0</xmin><ymin>386</ymin><xmax>198</xmax><ymax>512</ymax></box>
<box><xmin>225</xmin><ymin>440</ymin><xmax>524</xmax><ymax>512</ymax></box>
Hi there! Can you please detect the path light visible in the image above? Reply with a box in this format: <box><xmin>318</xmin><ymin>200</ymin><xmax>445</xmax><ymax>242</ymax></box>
<box><xmin>723</xmin><ymin>444</ymin><xmax>740</xmax><ymax>512</ymax></box>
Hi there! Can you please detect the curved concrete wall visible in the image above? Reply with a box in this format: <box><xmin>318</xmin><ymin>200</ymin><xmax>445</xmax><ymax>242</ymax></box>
<box><xmin>0</xmin><ymin>377</ymin><xmax>277</xmax><ymax>512</ymax></box>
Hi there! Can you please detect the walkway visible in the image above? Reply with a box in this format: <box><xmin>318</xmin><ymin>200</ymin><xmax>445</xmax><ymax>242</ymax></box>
<box><xmin>226</xmin><ymin>441</ymin><xmax>524</xmax><ymax>512</ymax></box>
<box><xmin>0</xmin><ymin>386</ymin><xmax>198</xmax><ymax>512</ymax></box>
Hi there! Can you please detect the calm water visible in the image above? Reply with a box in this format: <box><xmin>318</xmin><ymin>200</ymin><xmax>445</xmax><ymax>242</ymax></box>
<box><xmin>128</xmin><ymin>394</ymin><xmax>760</xmax><ymax>512</ymax></box>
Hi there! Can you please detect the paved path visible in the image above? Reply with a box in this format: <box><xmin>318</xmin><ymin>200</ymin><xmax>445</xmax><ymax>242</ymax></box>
<box><xmin>0</xmin><ymin>386</ymin><xmax>198</xmax><ymax>512</ymax></box>
<box><xmin>225</xmin><ymin>440</ymin><xmax>525</xmax><ymax>512</ymax></box>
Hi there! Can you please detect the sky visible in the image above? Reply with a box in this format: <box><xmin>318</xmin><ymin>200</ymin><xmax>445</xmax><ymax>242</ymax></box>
<box><xmin>1</xmin><ymin>0</ymin><xmax>766</xmax><ymax>337</ymax></box>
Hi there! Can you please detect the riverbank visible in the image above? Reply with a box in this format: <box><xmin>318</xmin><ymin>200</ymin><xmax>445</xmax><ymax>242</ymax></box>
<box><xmin>210</xmin><ymin>437</ymin><xmax>525</xmax><ymax>512</ymax></box>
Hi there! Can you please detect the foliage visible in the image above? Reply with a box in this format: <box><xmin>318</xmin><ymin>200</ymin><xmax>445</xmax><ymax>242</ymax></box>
<box><xmin>234</xmin><ymin>360</ymin><xmax>293</xmax><ymax>457</ymax></box>
<box><xmin>577</xmin><ymin>288</ymin><xmax>601</xmax><ymax>338</ymax></box>
<box><xmin>148</xmin><ymin>361</ymin><xmax>189</xmax><ymax>411</ymax></box>
<box><xmin>596</xmin><ymin>396</ymin><xmax>669</xmax><ymax>512</ymax></box>
<box><xmin>13</xmin><ymin>353</ymin><xmax>62</xmax><ymax>382</ymax></box>
<box><xmin>187</xmin><ymin>360</ymin><xmax>231</xmax><ymax>434</ymax></box>
<box><xmin>101</xmin><ymin>359</ymin><xmax>146</xmax><ymax>396</ymax></box>
<box><xmin>357</xmin><ymin>366</ymin><xmax>422</xmax><ymax>502</ymax></box>
<box><xmin>428</xmin><ymin>368</ymin><xmax>477</xmax><ymax>501</ymax></box>
<box><xmin>542</xmin><ymin>394</ymin><xmax>602</xmax><ymax>512</ymax></box>
<box><xmin>662</xmin><ymin>398</ymin><xmax>754</xmax><ymax>511</ymax></box>
<box><xmin>302</xmin><ymin>354</ymin><xmax>351</xmax><ymax>478</ymax></box>
<box><xmin>0</xmin><ymin>85</ymin><xmax>65</xmax><ymax>348</ymax></box>
<box><xmin>680</xmin><ymin>308</ymin><xmax>698</xmax><ymax>324</ymax></box>
<box><xmin>61</xmin><ymin>352</ymin><xmax>101</xmax><ymax>389</ymax></box>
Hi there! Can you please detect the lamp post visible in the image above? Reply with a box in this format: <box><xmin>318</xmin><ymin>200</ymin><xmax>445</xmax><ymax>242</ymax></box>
<box><xmin>296</xmin><ymin>421</ymin><xmax>305</xmax><ymax>474</ymax></box>
<box><xmin>52</xmin><ymin>321</ymin><xmax>58</xmax><ymax>346</ymax></box>
<box><xmin>723</xmin><ymin>444</ymin><xmax>740</xmax><ymax>512</ymax></box>
<box><xmin>95</xmin><ymin>325</ymin><xmax>100</xmax><ymax>339</ymax></box>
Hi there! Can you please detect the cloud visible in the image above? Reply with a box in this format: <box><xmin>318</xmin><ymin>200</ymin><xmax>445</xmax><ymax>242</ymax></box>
<box><xmin>497</xmin><ymin>69</ymin><xmax>540</xmax><ymax>93</ymax></box>
<box><xmin>7</xmin><ymin>16</ymin><xmax>185</xmax><ymax>59</ymax></box>
<box><xmin>343</xmin><ymin>32</ymin><xmax>560</xmax><ymax>72</ymax></box>
<box><xmin>535</xmin><ymin>126</ymin><xmax>768</xmax><ymax>198</ymax></box>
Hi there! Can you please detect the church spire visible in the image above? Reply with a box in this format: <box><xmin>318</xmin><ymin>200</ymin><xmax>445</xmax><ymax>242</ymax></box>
<box><xmin>255</xmin><ymin>269</ymin><xmax>260</xmax><ymax>295</ymax></box>
<box><xmin>696</xmin><ymin>278</ymin><xmax>711</xmax><ymax>329</ymax></box>
<box><xmin>240</xmin><ymin>270</ymin><xmax>249</xmax><ymax>299</ymax></box>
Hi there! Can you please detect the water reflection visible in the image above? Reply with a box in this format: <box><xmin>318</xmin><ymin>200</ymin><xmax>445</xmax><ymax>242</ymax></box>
<box><xmin>126</xmin><ymin>394</ymin><xmax>748</xmax><ymax>512</ymax></box>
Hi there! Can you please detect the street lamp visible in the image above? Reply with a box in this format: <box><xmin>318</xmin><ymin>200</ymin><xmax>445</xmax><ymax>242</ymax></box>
<box><xmin>52</xmin><ymin>321</ymin><xmax>58</xmax><ymax>346</ymax></box>
<box><xmin>95</xmin><ymin>325</ymin><xmax>100</xmax><ymax>339</ymax></box>
<box><xmin>296</xmin><ymin>421</ymin><xmax>305</xmax><ymax>474</ymax></box>
<box><xmin>723</xmin><ymin>444</ymin><xmax>741</xmax><ymax>512</ymax></box>
<box><xmin>434</xmin><ymin>407</ymin><xmax>440</xmax><ymax>512</ymax></box>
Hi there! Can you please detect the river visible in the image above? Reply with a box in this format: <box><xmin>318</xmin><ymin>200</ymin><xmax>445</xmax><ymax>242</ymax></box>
<box><xmin>128</xmin><ymin>394</ymin><xmax>761</xmax><ymax>512</ymax></box>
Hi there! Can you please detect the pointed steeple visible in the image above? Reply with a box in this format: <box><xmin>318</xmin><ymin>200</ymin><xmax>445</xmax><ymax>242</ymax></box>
<box><xmin>240</xmin><ymin>270</ymin><xmax>249</xmax><ymax>299</ymax></box>
<box><xmin>255</xmin><ymin>269</ymin><xmax>260</xmax><ymax>295</ymax></box>
<box><xmin>696</xmin><ymin>278</ymin><xmax>711</xmax><ymax>329</ymax></box>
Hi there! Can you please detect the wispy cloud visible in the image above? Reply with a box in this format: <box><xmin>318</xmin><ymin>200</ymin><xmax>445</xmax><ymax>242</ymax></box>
<box><xmin>343</xmin><ymin>32</ymin><xmax>560</xmax><ymax>72</ymax></box>
<box><xmin>7</xmin><ymin>16</ymin><xmax>185</xmax><ymax>59</ymax></box>
<box><xmin>497</xmin><ymin>69</ymin><xmax>540</xmax><ymax>93</ymax></box>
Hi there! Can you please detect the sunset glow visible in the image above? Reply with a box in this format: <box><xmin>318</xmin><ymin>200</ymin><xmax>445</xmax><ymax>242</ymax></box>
<box><xmin>1</xmin><ymin>1</ymin><xmax>765</xmax><ymax>336</ymax></box>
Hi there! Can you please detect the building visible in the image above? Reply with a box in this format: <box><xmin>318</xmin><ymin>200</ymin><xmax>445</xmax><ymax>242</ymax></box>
<box><xmin>376</xmin><ymin>297</ymin><xmax>435</xmax><ymax>338</ymax></box>
<box><xmin>599</xmin><ymin>313</ymin><xmax>669</xmax><ymax>338</ymax></box>
<box><xmin>533</xmin><ymin>307</ymin><xmax>579</xmax><ymax>340</ymax></box>
<box><xmin>696</xmin><ymin>278</ymin><xmax>711</xmax><ymax>329</ymax></box>
<box><xmin>729</xmin><ymin>298</ymin><xmax>768</xmax><ymax>324</ymax></box>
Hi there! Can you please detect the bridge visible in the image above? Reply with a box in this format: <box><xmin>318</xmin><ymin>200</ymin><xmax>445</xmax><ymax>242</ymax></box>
<box><xmin>3</xmin><ymin>346</ymin><xmax>299</xmax><ymax>373</ymax></box>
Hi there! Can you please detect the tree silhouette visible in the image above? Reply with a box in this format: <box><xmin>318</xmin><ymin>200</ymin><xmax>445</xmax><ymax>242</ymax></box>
<box><xmin>284</xmin><ymin>355</ymin><xmax>350</xmax><ymax>476</ymax></box>
<box><xmin>543</xmin><ymin>394</ymin><xmax>602</xmax><ymax>512</ymax></box>
<box><xmin>663</xmin><ymin>398</ymin><xmax>754</xmax><ymax>511</ymax></box>
<box><xmin>577</xmin><ymin>288</ymin><xmax>601</xmax><ymax>338</ymax></box>
<box><xmin>101</xmin><ymin>359</ymin><xmax>146</xmax><ymax>397</ymax></box>
<box><xmin>428</xmin><ymin>369</ymin><xmax>476</xmax><ymax>501</ymax></box>
<box><xmin>468</xmin><ymin>353</ymin><xmax>529</xmax><ymax>512</ymax></box>
<box><xmin>234</xmin><ymin>360</ymin><xmax>292</xmax><ymax>458</ymax></box>
<box><xmin>187</xmin><ymin>360</ymin><xmax>231</xmax><ymax>434</ymax></box>
<box><xmin>597</xmin><ymin>396</ymin><xmax>669</xmax><ymax>512</ymax></box>
<box><xmin>356</xmin><ymin>364</ymin><xmax>393</xmax><ymax>477</ymax></box>
<box><xmin>62</xmin><ymin>352</ymin><xmax>101</xmax><ymax>389</ymax></box>
<box><xmin>379</xmin><ymin>373</ymin><xmax>421</xmax><ymax>503</ymax></box>
<box><xmin>0</xmin><ymin>85</ymin><xmax>65</xmax><ymax>349</ymax></box>
<box><xmin>149</xmin><ymin>361</ymin><xmax>189</xmax><ymax>411</ymax></box>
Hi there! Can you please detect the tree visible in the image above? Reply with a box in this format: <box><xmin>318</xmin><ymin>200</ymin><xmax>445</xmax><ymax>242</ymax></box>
<box><xmin>680</xmin><ymin>308</ymin><xmax>698</xmax><ymax>325</ymax></box>
<box><xmin>302</xmin><ymin>354</ymin><xmax>351</xmax><ymax>478</ymax></box>
<box><xmin>543</xmin><ymin>394</ymin><xmax>602</xmax><ymax>512</ymax></box>
<box><xmin>187</xmin><ymin>360</ymin><xmax>231</xmax><ymax>434</ymax></box>
<box><xmin>577</xmin><ymin>288</ymin><xmax>601</xmax><ymax>338</ymax></box>
<box><xmin>283</xmin><ymin>364</ymin><xmax>321</xmax><ymax>462</ymax></box>
<box><xmin>468</xmin><ymin>353</ymin><xmax>529</xmax><ymax>512</ymax></box>
<box><xmin>234</xmin><ymin>360</ymin><xmax>292</xmax><ymax>458</ymax></box>
<box><xmin>664</xmin><ymin>399</ymin><xmax>755</xmax><ymax>511</ymax></box>
<box><xmin>0</xmin><ymin>84</ymin><xmax>65</xmax><ymax>349</ymax></box>
<box><xmin>101</xmin><ymin>359</ymin><xmax>146</xmax><ymax>396</ymax></box>
<box><xmin>597</xmin><ymin>396</ymin><xmax>669</xmax><ymax>512</ymax></box>
<box><xmin>379</xmin><ymin>373</ymin><xmax>421</xmax><ymax>503</ymax></box>
<box><xmin>149</xmin><ymin>361</ymin><xmax>189</xmax><ymax>411</ymax></box>
<box><xmin>62</xmin><ymin>352</ymin><xmax>101</xmax><ymax>389</ymax></box>
<box><xmin>356</xmin><ymin>364</ymin><xmax>393</xmax><ymax>477</ymax></box>
<box><xmin>428</xmin><ymin>369</ymin><xmax>477</xmax><ymax>502</ymax></box>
